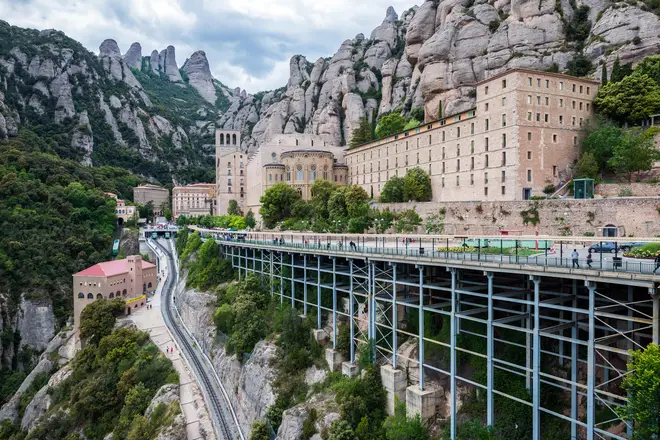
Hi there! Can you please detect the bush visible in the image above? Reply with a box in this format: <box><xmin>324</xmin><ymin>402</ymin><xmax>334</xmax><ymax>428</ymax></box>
<box><xmin>542</xmin><ymin>184</ymin><xmax>556</xmax><ymax>195</ymax></box>
<box><xmin>489</xmin><ymin>20</ymin><xmax>500</xmax><ymax>32</ymax></box>
<box><xmin>623</xmin><ymin>242</ymin><xmax>660</xmax><ymax>258</ymax></box>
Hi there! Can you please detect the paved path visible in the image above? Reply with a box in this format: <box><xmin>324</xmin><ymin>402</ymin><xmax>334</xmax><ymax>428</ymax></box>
<box><xmin>124</xmin><ymin>242</ymin><xmax>215</xmax><ymax>440</ymax></box>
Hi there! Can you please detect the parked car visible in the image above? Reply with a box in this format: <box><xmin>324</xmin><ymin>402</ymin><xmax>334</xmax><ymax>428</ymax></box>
<box><xmin>619</xmin><ymin>241</ymin><xmax>647</xmax><ymax>252</ymax></box>
<box><xmin>588</xmin><ymin>242</ymin><xmax>619</xmax><ymax>253</ymax></box>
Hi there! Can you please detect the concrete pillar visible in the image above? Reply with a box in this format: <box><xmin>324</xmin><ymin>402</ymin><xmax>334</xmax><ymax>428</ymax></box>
<box><xmin>342</xmin><ymin>361</ymin><xmax>359</xmax><ymax>378</ymax></box>
<box><xmin>406</xmin><ymin>385</ymin><xmax>441</xmax><ymax>422</ymax></box>
<box><xmin>381</xmin><ymin>365</ymin><xmax>407</xmax><ymax>416</ymax></box>
<box><xmin>325</xmin><ymin>348</ymin><xmax>343</xmax><ymax>372</ymax></box>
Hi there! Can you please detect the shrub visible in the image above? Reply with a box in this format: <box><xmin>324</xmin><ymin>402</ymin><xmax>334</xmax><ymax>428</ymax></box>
<box><xmin>623</xmin><ymin>242</ymin><xmax>660</xmax><ymax>258</ymax></box>
<box><xmin>489</xmin><ymin>20</ymin><xmax>500</xmax><ymax>32</ymax></box>
<box><xmin>542</xmin><ymin>184</ymin><xmax>556</xmax><ymax>195</ymax></box>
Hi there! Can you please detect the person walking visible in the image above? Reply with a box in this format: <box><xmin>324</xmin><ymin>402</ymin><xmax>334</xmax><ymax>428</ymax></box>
<box><xmin>654</xmin><ymin>253</ymin><xmax>660</xmax><ymax>274</ymax></box>
<box><xmin>586</xmin><ymin>252</ymin><xmax>593</xmax><ymax>269</ymax></box>
<box><xmin>571</xmin><ymin>249</ymin><xmax>580</xmax><ymax>268</ymax></box>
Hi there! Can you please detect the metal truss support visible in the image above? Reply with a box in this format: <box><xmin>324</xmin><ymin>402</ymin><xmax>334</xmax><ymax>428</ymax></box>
<box><xmin>526</xmin><ymin>287</ymin><xmax>531</xmax><ymax>391</ymax></box>
<box><xmin>571</xmin><ymin>285</ymin><xmax>578</xmax><ymax>440</ymax></box>
<box><xmin>587</xmin><ymin>281</ymin><xmax>596</xmax><ymax>440</ymax></box>
<box><xmin>418</xmin><ymin>265</ymin><xmax>425</xmax><ymax>390</ymax></box>
<box><xmin>317</xmin><ymin>257</ymin><xmax>322</xmax><ymax>329</ymax></box>
<box><xmin>392</xmin><ymin>263</ymin><xmax>398</xmax><ymax>368</ymax></box>
<box><xmin>450</xmin><ymin>268</ymin><xmax>457</xmax><ymax>440</ymax></box>
<box><xmin>269</xmin><ymin>251</ymin><xmax>274</xmax><ymax>297</ymax></box>
<box><xmin>303</xmin><ymin>255</ymin><xmax>308</xmax><ymax>316</ymax></box>
<box><xmin>332</xmin><ymin>257</ymin><xmax>337</xmax><ymax>349</ymax></box>
<box><xmin>653</xmin><ymin>290</ymin><xmax>659</xmax><ymax>344</ymax></box>
<box><xmin>350</xmin><ymin>259</ymin><xmax>355</xmax><ymax>363</ymax></box>
<box><xmin>532</xmin><ymin>276</ymin><xmax>541</xmax><ymax>440</ymax></box>
<box><xmin>486</xmin><ymin>272</ymin><xmax>494</xmax><ymax>427</ymax></box>
<box><xmin>291</xmin><ymin>254</ymin><xmax>295</xmax><ymax>307</ymax></box>
<box><xmin>280</xmin><ymin>252</ymin><xmax>284</xmax><ymax>305</ymax></box>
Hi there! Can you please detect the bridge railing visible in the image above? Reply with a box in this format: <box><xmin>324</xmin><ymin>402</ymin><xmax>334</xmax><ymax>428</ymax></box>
<box><xmin>205</xmin><ymin>235</ymin><xmax>660</xmax><ymax>276</ymax></box>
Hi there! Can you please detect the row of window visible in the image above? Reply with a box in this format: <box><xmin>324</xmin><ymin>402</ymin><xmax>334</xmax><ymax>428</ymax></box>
<box><xmin>486</xmin><ymin>77</ymin><xmax>592</xmax><ymax>94</ymax></box>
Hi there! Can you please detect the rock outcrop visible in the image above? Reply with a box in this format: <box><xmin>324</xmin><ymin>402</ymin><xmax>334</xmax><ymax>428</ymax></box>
<box><xmin>17</xmin><ymin>295</ymin><xmax>55</xmax><ymax>352</ymax></box>
<box><xmin>182</xmin><ymin>51</ymin><xmax>216</xmax><ymax>104</ymax></box>
<box><xmin>71</xmin><ymin>111</ymin><xmax>93</xmax><ymax>166</ymax></box>
<box><xmin>162</xmin><ymin>45</ymin><xmax>183</xmax><ymax>82</ymax></box>
<box><xmin>124</xmin><ymin>42</ymin><xmax>142</xmax><ymax>70</ymax></box>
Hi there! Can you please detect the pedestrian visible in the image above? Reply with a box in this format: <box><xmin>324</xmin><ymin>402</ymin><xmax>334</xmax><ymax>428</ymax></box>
<box><xmin>349</xmin><ymin>241</ymin><xmax>357</xmax><ymax>251</ymax></box>
<box><xmin>586</xmin><ymin>252</ymin><xmax>592</xmax><ymax>269</ymax></box>
<box><xmin>654</xmin><ymin>253</ymin><xmax>660</xmax><ymax>274</ymax></box>
<box><xmin>571</xmin><ymin>249</ymin><xmax>580</xmax><ymax>268</ymax></box>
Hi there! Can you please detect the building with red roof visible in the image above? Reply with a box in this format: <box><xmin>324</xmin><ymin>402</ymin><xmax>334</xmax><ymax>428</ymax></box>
<box><xmin>73</xmin><ymin>255</ymin><xmax>158</xmax><ymax>328</ymax></box>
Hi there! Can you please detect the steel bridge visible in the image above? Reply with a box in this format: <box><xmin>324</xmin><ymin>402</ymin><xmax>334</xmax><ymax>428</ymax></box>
<box><xmin>194</xmin><ymin>228</ymin><xmax>660</xmax><ymax>440</ymax></box>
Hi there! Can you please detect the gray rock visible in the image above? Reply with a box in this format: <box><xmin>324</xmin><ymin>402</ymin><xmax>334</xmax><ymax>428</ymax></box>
<box><xmin>146</xmin><ymin>384</ymin><xmax>180</xmax><ymax>418</ymax></box>
<box><xmin>99</xmin><ymin>39</ymin><xmax>121</xmax><ymax>58</ymax></box>
<box><xmin>17</xmin><ymin>295</ymin><xmax>55</xmax><ymax>352</ymax></box>
<box><xmin>182</xmin><ymin>50</ymin><xmax>216</xmax><ymax>104</ymax></box>
<box><xmin>163</xmin><ymin>46</ymin><xmax>183</xmax><ymax>82</ymax></box>
<box><xmin>20</xmin><ymin>385</ymin><xmax>51</xmax><ymax>431</ymax></box>
<box><xmin>71</xmin><ymin>111</ymin><xmax>94</xmax><ymax>166</ymax></box>
<box><xmin>405</xmin><ymin>0</ymin><xmax>438</xmax><ymax>65</ymax></box>
<box><xmin>0</xmin><ymin>357</ymin><xmax>53</xmax><ymax>424</ymax></box>
<box><xmin>49</xmin><ymin>72</ymin><xmax>75</xmax><ymax>123</ymax></box>
<box><xmin>150</xmin><ymin>50</ymin><xmax>161</xmax><ymax>74</ymax></box>
<box><xmin>124</xmin><ymin>42</ymin><xmax>142</xmax><ymax>70</ymax></box>
<box><xmin>287</xmin><ymin>55</ymin><xmax>311</xmax><ymax>89</ymax></box>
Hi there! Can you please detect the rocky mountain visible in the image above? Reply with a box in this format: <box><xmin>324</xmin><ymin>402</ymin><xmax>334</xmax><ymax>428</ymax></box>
<box><xmin>2</xmin><ymin>1</ymin><xmax>659</xmax><ymax>182</ymax></box>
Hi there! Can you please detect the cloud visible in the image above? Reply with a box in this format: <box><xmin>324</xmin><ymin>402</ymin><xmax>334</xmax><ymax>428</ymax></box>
<box><xmin>0</xmin><ymin>0</ymin><xmax>414</xmax><ymax>92</ymax></box>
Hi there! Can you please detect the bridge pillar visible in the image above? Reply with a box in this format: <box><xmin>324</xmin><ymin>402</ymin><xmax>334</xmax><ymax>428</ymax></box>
<box><xmin>652</xmin><ymin>288</ymin><xmax>659</xmax><ymax>345</ymax></box>
<box><xmin>303</xmin><ymin>255</ymin><xmax>308</xmax><ymax>315</ymax></box>
<box><xmin>291</xmin><ymin>254</ymin><xmax>295</xmax><ymax>307</ymax></box>
<box><xmin>342</xmin><ymin>361</ymin><xmax>359</xmax><ymax>378</ymax></box>
<box><xmin>586</xmin><ymin>281</ymin><xmax>596</xmax><ymax>440</ymax></box>
<box><xmin>485</xmin><ymin>272</ymin><xmax>494</xmax><ymax>427</ymax></box>
<box><xmin>392</xmin><ymin>263</ymin><xmax>398</xmax><ymax>368</ymax></box>
<box><xmin>406</xmin><ymin>385</ymin><xmax>441</xmax><ymax>422</ymax></box>
<box><xmin>332</xmin><ymin>257</ymin><xmax>337</xmax><ymax>349</ymax></box>
<box><xmin>325</xmin><ymin>348</ymin><xmax>343</xmax><ymax>372</ymax></box>
<box><xmin>531</xmin><ymin>275</ymin><xmax>541</xmax><ymax>440</ymax></box>
<box><xmin>571</xmin><ymin>282</ymin><xmax>578</xmax><ymax>440</ymax></box>
<box><xmin>317</xmin><ymin>257</ymin><xmax>322</xmax><ymax>329</ymax></box>
<box><xmin>349</xmin><ymin>259</ymin><xmax>355</xmax><ymax>363</ymax></box>
<box><xmin>381</xmin><ymin>364</ymin><xmax>406</xmax><ymax>416</ymax></box>
<box><xmin>449</xmin><ymin>268</ymin><xmax>457</xmax><ymax>440</ymax></box>
<box><xmin>417</xmin><ymin>265</ymin><xmax>425</xmax><ymax>390</ymax></box>
<box><xmin>280</xmin><ymin>252</ymin><xmax>284</xmax><ymax>305</ymax></box>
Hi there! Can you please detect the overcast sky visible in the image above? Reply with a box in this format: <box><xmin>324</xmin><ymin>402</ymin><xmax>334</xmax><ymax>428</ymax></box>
<box><xmin>0</xmin><ymin>0</ymin><xmax>415</xmax><ymax>93</ymax></box>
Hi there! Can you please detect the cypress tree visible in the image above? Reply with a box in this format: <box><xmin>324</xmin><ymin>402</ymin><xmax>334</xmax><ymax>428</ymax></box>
<box><xmin>601</xmin><ymin>62</ymin><xmax>608</xmax><ymax>86</ymax></box>
<box><xmin>611</xmin><ymin>57</ymin><xmax>622</xmax><ymax>82</ymax></box>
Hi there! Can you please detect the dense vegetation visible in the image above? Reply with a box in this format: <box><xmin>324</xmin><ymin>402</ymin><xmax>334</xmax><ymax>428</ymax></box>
<box><xmin>0</xmin><ymin>298</ymin><xmax>179</xmax><ymax>440</ymax></box>
<box><xmin>379</xmin><ymin>168</ymin><xmax>432</xmax><ymax>203</ymax></box>
<box><xmin>349</xmin><ymin>110</ymin><xmax>424</xmax><ymax>149</ymax></box>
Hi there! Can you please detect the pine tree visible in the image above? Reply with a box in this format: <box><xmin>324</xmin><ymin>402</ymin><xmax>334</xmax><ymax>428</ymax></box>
<box><xmin>349</xmin><ymin>117</ymin><xmax>374</xmax><ymax>148</ymax></box>
<box><xmin>601</xmin><ymin>62</ymin><xmax>608</xmax><ymax>86</ymax></box>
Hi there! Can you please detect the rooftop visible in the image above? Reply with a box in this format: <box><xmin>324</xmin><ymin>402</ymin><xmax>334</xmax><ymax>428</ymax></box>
<box><xmin>281</xmin><ymin>149</ymin><xmax>335</xmax><ymax>155</ymax></box>
<box><xmin>135</xmin><ymin>184</ymin><xmax>168</xmax><ymax>190</ymax></box>
<box><xmin>74</xmin><ymin>258</ymin><xmax>156</xmax><ymax>277</ymax></box>
<box><xmin>474</xmin><ymin>67</ymin><xmax>601</xmax><ymax>86</ymax></box>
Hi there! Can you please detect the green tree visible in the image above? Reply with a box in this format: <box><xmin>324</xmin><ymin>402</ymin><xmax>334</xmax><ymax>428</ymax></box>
<box><xmin>329</xmin><ymin>420</ymin><xmax>357</xmax><ymax>440</ymax></box>
<box><xmin>259</xmin><ymin>183</ymin><xmax>302</xmax><ymax>229</ymax></box>
<box><xmin>350</xmin><ymin>117</ymin><xmax>375</xmax><ymax>148</ymax></box>
<box><xmin>632</xmin><ymin>55</ymin><xmax>660</xmax><ymax>85</ymax></box>
<box><xmin>375</xmin><ymin>113</ymin><xmax>407</xmax><ymax>139</ymax></box>
<box><xmin>608</xmin><ymin>129</ymin><xmax>660</xmax><ymax>182</ymax></box>
<box><xmin>370</xmin><ymin>209</ymin><xmax>395</xmax><ymax>233</ymax></box>
<box><xmin>403</xmin><ymin>119</ymin><xmax>420</xmax><ymax>130</ymax></box>
<box><xmin>249</xmin><ymin>421</ymin><xmax>270</xmax><ymax>440</ymax></box>
<box><xmin>574</xmin><ymin>151</ymin><xmax>599</xmax><ymax>179</ymax></box>
<box><xmin>310</xmin><ymin>179</ymin><xmax>337</xmax><ymax>220</ymax></box>
<box><xmin>244</xmin><ymin>210</ymin><xmax>256</xmax><ymax>229</ymax></box>
<box><xmin>346</xmin><ymin>186</ymin><xmax>370</xmax><ymax>219</ymax></box>
<box><xmin>138</xmin><ymin>201</ymin><xmax>155</xmax><ymax>221</ymax></box>
<box><xmin>581</xmin><ymin>117</ymin><xmax>622</xmax><ymax>173</ymax></box>
<box><xmin>601</xmin><ymin>62</ymin><xmax>608</xmax><ymax>86</ymax></box>
<box><xmin>227</xmin><ymin>200</ymin><xmax>243</xmax><ymax>216</ymax></box>
<box><xmin>567</xmin><ymin>52</ymin><xmax>593</xmax><ymax>77</ymax></box>
<box><xmin>383</xmin><ymin>401</ymin><xmax>429</xmax><ymax>440</ymax></box>
<box><xmin>618</xmin><ymin>344</ymin><xmax>660</xmax><ymax>439</ymax></box>
<box><xmin>79</xmin><ymin>298</ymin><xmax>126</xmax><ymax>345</ymax></box>
<box><xmin>610</xmin><ymin>56</ymin><xmax>634</xmax><ymax>82</ymax></box>
<box><xmin>595</xmin><ymin>73</ymin><xmax>660</xmax><ymax>123</ymax></box>
<box><xmin>410</xmin><ymin>107</ymin><xmax>425</xmax><ymax>123</ymax></box>
<box><xmin>395</xmin><ymin>209</ymin><xmax>422</xmax><ymax>233</ymax></box>
<box><xmin>403</xmin><ymin>168</ymin><xmax>432</xmax><ymax>202</ymax></box>
<box><xmin>380</xmin><ymin>176</ymin><xmax>406</xmax><ymax>203</ymax></box>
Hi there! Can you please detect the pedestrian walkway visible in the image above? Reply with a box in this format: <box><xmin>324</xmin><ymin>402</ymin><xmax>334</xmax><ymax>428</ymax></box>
<box><xmin>124</xmin><ymin>249</ymin><xmax>215</xmax><ymax>440</ymax></box>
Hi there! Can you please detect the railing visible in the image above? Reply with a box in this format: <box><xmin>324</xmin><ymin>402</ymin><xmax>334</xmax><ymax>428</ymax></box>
<box><xmin>206</xmin><ymin>235</ymin><xmax>660</xmax><ymax>277</ymax></box>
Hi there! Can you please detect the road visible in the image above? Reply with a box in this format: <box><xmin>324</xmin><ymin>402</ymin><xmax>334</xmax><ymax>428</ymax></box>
<box><xmin>151</xmin><ymin>238</ymin><xmax>244</xmax><ymax>440</ymax></box>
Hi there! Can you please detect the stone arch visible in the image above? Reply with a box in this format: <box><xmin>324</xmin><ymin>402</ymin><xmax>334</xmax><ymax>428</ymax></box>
<box><xmin>143</xmin><ymin>283</ymin><xmax>146</xmax><ymax>292</ymax></box>
<box><xmin>96</xmin><ymin>293</ymin><xmax>103</xmax><ymax>299</ymax></box>
<box><xmin>87</xmin><ymin>293</ymin><xmax>94</xmax><ymax>299</ymax></box>
<box><xmin>109</xmin><ymin>292</ymin><xmax>114</xmax><ymax>299</ymax></box>
<box><xmin>116</xmin><ymin>291</ymin><xmax>121</xmax><ymax>297</ymax></box>
<box><xmin>232</xmin><ymin>133</ymin><xmax>237</xmax><ymax>145</ymax></box>
<box><xmin>78</xmin><ymin>292</ymin><xmax>84</xmax><ymax>299</ymax></box>
<box><xmin>122</xmin><ymin>289</ymin><xmax>127</xmax><ymax>296</ymax></box>
<box><xmin>220</xmin><ymin>133</ymin><xmax>225</xmax><ymax>145</ymax></box>
<box><xmin>148</xmin><ymin>282</ymin><xmax>152</xmax><ymax>289</ymax></box>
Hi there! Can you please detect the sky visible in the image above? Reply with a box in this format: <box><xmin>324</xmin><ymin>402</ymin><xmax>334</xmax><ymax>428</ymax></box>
<box><xmin>0</xmin><ymin>0</ymin><xmax>415</xmax><ymax>93</ymax></box>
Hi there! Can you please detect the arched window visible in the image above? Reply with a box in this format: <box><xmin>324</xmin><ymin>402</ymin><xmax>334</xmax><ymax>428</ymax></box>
<box><xmin>232</xmin><ymin>134</ymin><xmax>237</xmax><ymax>145</ymax></box>
<box><xmin>143</xmin><ymin>283</ymin><xmax>146</xmax><ymax>292</ymax></box>
<box><xmin>148</xmin><ymin>282</ymin><xmax>152</xmax><ymax>289</ymax></box>
<box><xmin>96</xmin><ymin>293</ymin><xmax>103</xmax><ymax>299</ymax></box>
<box><xmin>116</xmin><ymin>291</ymin><xmax>120</xmax><ymax>297</ymax></box>
<box><xmin>220</xmin><ymin>133</ymin><xmax>224</xmax><ymax>145</ymax></box>
<box><xmin>87</xmin><ymin>293</ymin><xmax>93</xmax><ymax>299</ymax></box>
<box><xmin>78</xmin><ymin>292</ymin><xmax>84</xmax><ymax>299</ymax></box>
<box><xmin>122</xmin><ymin>289</ymin><xmax>127</xmax><ymax>296</ymax></box>
<box><xmin>109</xmin><ymin>292</ymin><xmax>114</xmax><ymax>299</ymax></box>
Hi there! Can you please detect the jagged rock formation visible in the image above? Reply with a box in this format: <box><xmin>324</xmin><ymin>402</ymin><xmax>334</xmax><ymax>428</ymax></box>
<box><xmin>182</xmin><ymin>51</ymin><xmax>217</xmax><ymax>104</ymax></box>
<box><xmin>16</xmin><ymin>295</ymin><xmax>56</xmax><ymax>353</ymax></box>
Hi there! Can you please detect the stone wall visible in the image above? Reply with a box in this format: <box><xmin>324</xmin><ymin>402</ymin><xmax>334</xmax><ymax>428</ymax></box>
<box><xmin>374</xmin><ymin>197</ymin><xmax>660</xmax><ymax>237</ymax></box>
<box><xmin>596</xmin><ymin>183</ymin><xmax>660</xmax><ymax>197</ymax></box>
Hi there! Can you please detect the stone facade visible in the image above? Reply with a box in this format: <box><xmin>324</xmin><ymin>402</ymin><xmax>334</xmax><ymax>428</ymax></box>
<box><xmin>215</xmin><ymin>130</ymin><xmax>246</xmax><ymax>215</ymax></box>
<box><xmin>72</xmin><ymin>255</ymin><xmax>157</xmax><ymax>329</ymax></box>
<box><xmin>596</xmin><ymin>183</ymin><xmax>660</xmax><ymax>197</ymax></box>
<box><xmin>105</xmin><ymin>192</ymin><xmax>136</xmax><ymax>224</ymax></box>
<box><xmin>172</xmin><ymin>183</ymin><xmax>216</xmax><ymax>219</ymax></box>
<box><xmin>373</xmin><ymin>197</ymin><xmax>660</xmax><ymax>237</ymax></box>
<box><xmin>345</xmin><ymin>68</ymin><xmax>599</xmax><ymax>202</ymax></box>
<box><xmin>133</xmin><ymin>184</ymin><xmax>169</xmax><ymax>215</ymax></box>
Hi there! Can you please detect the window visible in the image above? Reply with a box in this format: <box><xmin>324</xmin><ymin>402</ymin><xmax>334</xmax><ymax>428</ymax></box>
<box><xmin>537</xmin><ymin>78</ymin><xmax>541</xmax><ymax>87</ymax></box>
<box><xmin>502</xmin><ymin>151</ymin><xmax>506</xmax><ymax>165</ymax></box>
<box><xmin>553</xmin><ymin>165</ymin><xmax>557</xmax><ymax>176</ymax></box>
<box><xmin>501</xmin><ymin>170</ymin><xmax>506</xmax><ymax>182</ymax></box>
<box><xmin>471</xmin><ymin>140</ymin><xmax>475</xmax><ymax>154</ymax></box>
<box><xmin>442</xmin><ymin>177</ymin><xmax>445</xmax><ymax>187</ymax></box>
<box><xmin>311</xmin><ymin>171</ymin><xmax>317</xmax><ymax>181</ymax></box>
<box><xmin>471</xmin><ymin>157</ymin><xmax>475</xmax><ymax>169</ymax></box>
<box><xmin>527</xmin><ymin>112</ymin><xmax>532</xmax><ymax>121</ymax></box>
<box><xmin>457</xmin><ymin>145</ymin><xmax>461</xmax><ymax>156</ymax></box>
<box><xmin>502</xmin><ymin>114</ymin><xmax>507</xmax><ymax>127</ymax></box>
<box><xmin>537</xmin><ymin>96</ymin><xmax>541</xmax><ymax>105</ymax></box>
<box><xmin>552</xmin><ymin>134</ymin><xmax>557</xmax><ymax>143</ymax></box>
<box><xmin>545</xmin><ymin>97</ymin><xmax>549</xmax><ymax>105</ymax></box>
<box><xmin>502</xmin><ymin>97</ymin><xmax>507</xmax><ymax>106</ymax></box>
<box><xmin>485</xmin><ymin>86</ymin><xmax>489</xmax><ymax>95</ymax></box>
<box><xmin>502</xmin><ymin>186</ymin><xmax>506</xmax><ymax>195</ymax></box>
<box><xmin>485</xmin><ymin>187</ymin><xmax>489</xmax><ymax>196</ymax></box>
<box><xmin>456</xmin><ymin>175</ymin><xmax>460</xmax><ymax>186</ymax></box>
<box><xmin>559</xmin><ymin>81</ymin><xmax>564</xmax><ymax>90</ymax></box>
<box><xmin>502</xmin><ymin>79</ymin><xmax>506</xmax><ymax>88</ymax></box>
<box><xmin>586</xmin><ymin>103</ymin><xmax>590</xmax><ymax>111</ymax></box>
<box><xmin>485</xmin><ymin>137</ymin><xmax>489</xmax><ymax>151</ymax></box>
<box><xmin>456</xmin><ymin>159</ymin><xmax>460</xmax><ymax>171</ymax></box>
<box><xmin>485</xmin><ymin>172</ymin><xmax>489</xmax><ymax>183</ymax></box>
<box><xmin>572</xmin><ymin>116</ymin><xmax>576</xmax><ymax>126</ymax></box>
<box><xmin>544</xmin><ymin>114</ymin><xmax>549</xmax><ymax>122</ymax></box>
<box><xmin>536</xmin><ymin>113</ymin><xmax>540</xmax><ymax>122</ymax></box>
<box><xmin>297</xmin><ymin>171</ymin><xmax>303</xmax><ymax>180</ymax></box>
<box><xmin>470</xmin><ymin>173</ymin><xmax>474</xmax><ymax>185</ymax></box>
<box><xmin>573</xmin><ymin>136</ymin><xmax>578</xmax><ymax>145</ymax></box>
<box><xmin>572</xmin><ymin>84</ymin><xmax>576</xmax><ymax>92</ymax></box>
<box><xmin>528</xmin><ymin>77</ymin><xmax>532</xmax><ymax>86</ymax></box>
<box><xmin>442</xmin><ymin>131</ymin><xmax>446</xmax><ymax>141</ymax></box>
<box><xmin>78</xmin><ymin>292</ymin><xmax>84</xmax><ymax>299</ymax></box>
<box><xmin>485</xmin><ymin>119</ymin><xmax>489</xmax><ymax>130</ymax></box>
<box><xmin>527</xmin><ymin>170</ymin><xmax>532</xmax><ymax>182</ymax></box>
<box><xmin>559</xmin><ymin>115</ymin><xmax>564</xmax><ymax>124</ymax></box>
<box><xmin>268</xmin><ymin>174</ymin><xmax>272</xmax><ymax>181</ymax></box>
<box><xmin>502</xmin><ymin>133</ymin><xmax>506</xmax><ymax>148</ymax></box>
<box><xmin>545</xmin><ymin>79</ymin><xmax>549</xmax><ymax>88</ymax></box>
<box><xmin>572</xmin><ymin>101</ymin><xmax>576</xmax><ymax>109</ymax></box>
<box><xmin>485</xmin><ymin>155</ymin><xmax>489</xmax><ymax>167</ymax></box>
<box><xmin>559</xmin><ymin>98</ymin><xmax>563</xmax><ymax>108</ymax></box>
<box><xmin>527</xmin><ymin>132</ymin><xmax>532</xmax><ymax>141</ymax></box>
<box><xmin>527</xmin><ymin>95</ymin><xmax>532</xmax><ymax>104</ymax></box>
<box><xmin>442</xmin><ymin>147</ymin><xmax>446</xmax><ymax>159</ymax></box>
<box><xmin>87</xmin><ymin>293</ymin><xmax>93</xmax><ymax>299</ymax></box>
<box><xmin>457</xmin><ymin>127</ymin><xmax>461</xmax><ymax>138</ymax></box>
<box><xmin>527</xmin><ymin>151</ymin><xmax>532</xmax><ymax>159</ymax></box>
<box><xmin>485</xmin><ymin>102</ymin><xmax>489</xmax><ymax>111</ymax></box>
<box><xmin>579</xmin><ymin>85</ymin><xmax>583</xmax><ymax>93</ymax></box>
<box><xmin>442</xmin><ymin>162</ymin><xmax>446</xmax><ymax>173</ymax></box>
<box><xmin>587</xmin><ymin>86</ymin><xmax>590</xmax><ymax>94</ymax></box>
<box><xmin>471</xmin><ymin>122</ymin><xmax>475</xmax><ymax>134</ymax></box>
<box><xmin>579</xmin><ymin>102</ymin><xmax>583</xmax><ymax>110</ymax></box>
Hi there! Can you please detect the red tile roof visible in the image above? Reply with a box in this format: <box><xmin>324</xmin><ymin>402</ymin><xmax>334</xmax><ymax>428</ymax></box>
<box><xmin>74</xmin><ymin>258</ymin><xmax>156</xmax><ymax>277</ymax></box>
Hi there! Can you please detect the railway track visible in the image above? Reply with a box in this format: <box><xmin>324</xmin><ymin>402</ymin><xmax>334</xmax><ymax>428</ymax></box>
<box><xmin>152</xmin><ymin>239</ymin><xmax>237</xmax><ymax>440</ymax></box>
